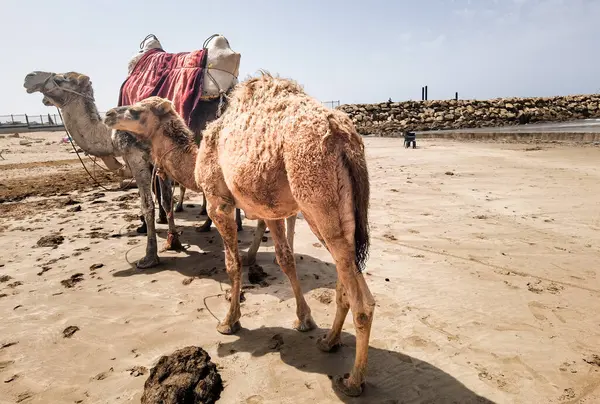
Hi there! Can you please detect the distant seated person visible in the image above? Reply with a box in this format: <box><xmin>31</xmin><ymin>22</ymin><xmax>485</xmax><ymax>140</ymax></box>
<box><xmin>404</xmin><ymin>131</ymin><xmax>416</xmax><ymax>149</ymax></box>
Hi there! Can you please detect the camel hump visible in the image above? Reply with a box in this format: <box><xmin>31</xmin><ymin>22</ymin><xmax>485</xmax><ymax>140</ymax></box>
<box><xmin>324</xmin><ymin>109</ymin><xmax>364</xmax><ymax>151</ymax></box>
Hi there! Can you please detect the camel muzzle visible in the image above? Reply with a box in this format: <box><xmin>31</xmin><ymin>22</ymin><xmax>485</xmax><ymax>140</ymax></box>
<box><xmin>24</xmin><ymin>71</ymin><xmax>54</xmax><ymax>94</ymax></box>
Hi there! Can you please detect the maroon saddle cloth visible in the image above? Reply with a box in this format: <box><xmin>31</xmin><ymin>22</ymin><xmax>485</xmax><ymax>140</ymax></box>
<box><xmin>118</xmin><ymin>47</ymin><xmax>208</xmax><ymax>128</ymax></box>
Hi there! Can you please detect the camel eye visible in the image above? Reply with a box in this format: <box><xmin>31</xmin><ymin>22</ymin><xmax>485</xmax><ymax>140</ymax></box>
<box><xmin>129</xmin><ymin>109</ymin><xmax>141</xmax><ymax>119</ymax></box>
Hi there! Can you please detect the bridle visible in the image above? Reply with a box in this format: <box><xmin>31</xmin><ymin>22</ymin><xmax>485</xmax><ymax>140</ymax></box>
<box><xmin>42</xmin><ymin>75</ymin><xmax>95</xmax><ymax>104</ymax></box>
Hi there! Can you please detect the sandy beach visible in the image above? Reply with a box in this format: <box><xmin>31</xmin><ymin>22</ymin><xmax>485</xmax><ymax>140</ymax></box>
<box><xmin>1</xmin><ymin>131</ymin><xmax>599</xmax><ymax>403</ymax></box>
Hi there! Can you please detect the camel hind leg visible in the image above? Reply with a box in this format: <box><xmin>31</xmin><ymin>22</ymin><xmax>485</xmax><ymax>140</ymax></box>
<box><xmin>158</xmin><ymin>177</ymin><xmax>183</xmax><ymax>251</ymax></box>
<box><xmin>265</xmin><ymin>219</ymin><xmax>315</xmax><ymax>331</ymax></box>
<box><xmin>289</xmin><ymin>139</ymin><xmax>373</xmax><ymax>396</ymax></box>
<box><xmin>305</xmin><ymin>210</ymin><xmax>374</xmax><ymax>397</ymax></box>
<box><xmin>243</xmin><ymin>219</ymin><xmax>267</xmax><ymax>266</ymax></box>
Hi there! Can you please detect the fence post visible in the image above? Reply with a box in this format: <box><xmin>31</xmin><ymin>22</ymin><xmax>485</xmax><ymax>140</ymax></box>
<box><xmin>455</xmin><ymin>92</ymin><xmax>459</xmax><ymax>101</ymax></box>
<box><xmin>425</xmin><ymin>85</ymin><xmax>428</xmax><ymax>101</ymax></box>
<box><xmin>25</xmin><ymin>114</ymin><xmax>30</xmax><ymax>126</ymax></box>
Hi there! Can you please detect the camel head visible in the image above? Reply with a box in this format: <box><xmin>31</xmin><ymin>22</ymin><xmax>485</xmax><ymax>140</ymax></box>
<box><xmin>104</xmin><ymin>96</ymin><xmax>175</xmax><ymax>137</ymax></box>
<box><xmin>24</xmin><ymin>71</ymin><xmax>94</xmax><ymax>107</ymax></box>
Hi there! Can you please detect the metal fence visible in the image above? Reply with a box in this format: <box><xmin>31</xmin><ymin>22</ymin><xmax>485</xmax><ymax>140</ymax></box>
<box><xmin>322</xmin><ymin>100</ymin><xmax>341</xmax><ymax>109</ymax></box>
<box><xmin>0</xmin><ymin>113</ymin><xmax>64</xmax><ymax>129</ymax></box>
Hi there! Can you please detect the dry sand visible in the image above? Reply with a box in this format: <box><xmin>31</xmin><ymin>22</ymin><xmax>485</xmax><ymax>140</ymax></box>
<box><xmin>1</xmin><ymin>132</ymin><xmax>599</xmax><ymax>403</ymax></box>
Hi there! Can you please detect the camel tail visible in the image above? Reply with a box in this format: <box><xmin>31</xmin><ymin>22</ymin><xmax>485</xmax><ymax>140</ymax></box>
<box><xmin>328</xmin><ymin>113</ymin><xmax>370</xmax><ymax>272</ymax></box>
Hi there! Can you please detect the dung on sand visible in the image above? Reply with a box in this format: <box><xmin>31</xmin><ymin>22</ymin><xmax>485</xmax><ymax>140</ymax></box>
<box><xmin>141</xmin><ymin>346</ymin><xmax>223</xmax><ymax>404</ymax></box>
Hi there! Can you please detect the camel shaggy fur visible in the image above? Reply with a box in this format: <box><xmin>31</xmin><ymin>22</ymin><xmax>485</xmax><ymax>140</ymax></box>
<box><xmin>103</xmin><ymin>72</ymin><xmax>375</xmax><ymax>397</ymax></box>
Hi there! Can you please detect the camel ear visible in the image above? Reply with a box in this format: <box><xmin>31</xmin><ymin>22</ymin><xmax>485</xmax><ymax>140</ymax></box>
<box><xmin>151</xmin><ymin>99</ymin><xmax>174</xmax><ymax>116</ymax></box>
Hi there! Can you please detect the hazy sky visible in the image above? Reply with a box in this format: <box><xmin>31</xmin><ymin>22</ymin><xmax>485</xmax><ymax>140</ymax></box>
<box><xmin>2</xmin><ymin>0</ymin><xmax>599</xmax><ymax>115</ymax></box>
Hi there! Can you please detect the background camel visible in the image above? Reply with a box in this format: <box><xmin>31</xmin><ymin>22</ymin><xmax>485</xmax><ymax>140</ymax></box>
<box><xmin>23</xmin><ymin>71</ymin><xmax>176</xmax><ymax>269</ymax></box>
<box><xmin>103</xmin><ymin>72</ymin><xmax>375</xmax><ymax>397</ymax></box>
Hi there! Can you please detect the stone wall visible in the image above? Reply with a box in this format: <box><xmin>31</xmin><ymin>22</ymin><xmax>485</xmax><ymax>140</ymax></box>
<box><xmin>337</xmin><ymin>94</ymin><xmax>600</xmax><ymax>136</ymax></box>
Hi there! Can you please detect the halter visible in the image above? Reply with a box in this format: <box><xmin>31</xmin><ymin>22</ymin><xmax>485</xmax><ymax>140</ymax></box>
<box><xmin>43</xmin><ymin>75</ymin><xmax>95</xmax><ymax>103</ymax></box>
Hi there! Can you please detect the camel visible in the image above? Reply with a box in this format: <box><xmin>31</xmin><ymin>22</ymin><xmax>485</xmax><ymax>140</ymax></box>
<box><xmin>103</xmin><ymin>72</ymin><xmax>375</xmax><ymax>397</ymax></box>
<box><xmin>24</xmin><ymin>71</ymin><xmax>182</xmax><ymax>269</ymax></box>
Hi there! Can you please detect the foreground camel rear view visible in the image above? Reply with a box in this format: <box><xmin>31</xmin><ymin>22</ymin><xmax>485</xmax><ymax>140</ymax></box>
<box><xmin>103</xmin><ymin>72</ymin><xmax>375</xmax><ymax>397</ymax></box>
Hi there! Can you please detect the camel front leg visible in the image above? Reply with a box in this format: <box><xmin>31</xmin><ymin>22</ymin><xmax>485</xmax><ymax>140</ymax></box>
<box><xmin>286</xmin><ymin>214</ymin><xmax>297</xmax><ymax>254</ymax></box>
<box><xmin>158</xmin><ymin>177</ymin><xmax>183</xmax><ymax>251</ymax></box>
<box><xmin>236</xmin><ymin>208</ymin><xmax>243</xmax><ymax>231</ymax></box>
<box><xmin>175</xmin><ymin>184</ymin><xmax>186</xmax><ymax>212</ymax></box>
<box><xmin>128</xmin><ymin>157</ymin><xmax>160</xmax><ymax>269</ymax></box>
<box><xmin>154</xmin><ymin>175</ymin><xmax>168</xmax><ymax>224</ymax></box>
<box><xmin>272</xmin><ymin>214</ymin><xmax>298</xmax><ymax>264</ymax></box>
<box><xmin>266</xmin><ymin>219</ymin><xmax>316</xmax><ymax>331</ymax></box>
<box><xmin>200</xmin><ymin>193</ymin><xmax>208</xmax><ymax>215</ymax></box>
<box><xmin>243</xmin><ymin>219</ymin><xmax>267</xmax><ymax>266</ymax></box>
<box><xmin>207</xmin><ymin>196</ymin><xmax>242</xmax><ymax>335</ymax></box>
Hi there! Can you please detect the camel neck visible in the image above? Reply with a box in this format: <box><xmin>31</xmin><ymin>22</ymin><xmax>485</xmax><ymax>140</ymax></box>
<box><xmin>152</xmin><ymin>139</ymin><xmax>199</xmax><ymax>192</ymax></box>
<box><xmin>60</xmin><ymin>98</ymin><xmax>116</xmax><ymax>157</ymax></box>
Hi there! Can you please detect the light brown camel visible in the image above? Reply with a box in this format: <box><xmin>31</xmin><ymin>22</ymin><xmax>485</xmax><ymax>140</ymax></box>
<box><xmin>103</xmin><ymin>72</ymin><xmax>375</xmax><ymax>397</ymax></box>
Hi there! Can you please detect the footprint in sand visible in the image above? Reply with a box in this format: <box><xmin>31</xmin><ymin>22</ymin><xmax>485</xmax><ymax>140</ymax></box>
<box><xmin>528</xmin><ymin>301</ymin><xmax>549</xmax><ymax>322</ymax></box>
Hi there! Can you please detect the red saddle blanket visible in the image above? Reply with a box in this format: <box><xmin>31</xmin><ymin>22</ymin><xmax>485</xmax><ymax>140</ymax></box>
<box><xmin>118</xmin><ymin>48</ymin><xmax>207</xmax><ymax>127</ymax></box>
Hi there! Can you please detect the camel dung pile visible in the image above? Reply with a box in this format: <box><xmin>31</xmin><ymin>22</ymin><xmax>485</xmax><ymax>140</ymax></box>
<box><xmin>36</xmin><ymin>234</ymin><xmax>64</xmax><ymax>248</ymax></box>
<box><xmin>140</xmin><ymin>346</ymin><xmax>223</xmax><ymax>404</ymax></box>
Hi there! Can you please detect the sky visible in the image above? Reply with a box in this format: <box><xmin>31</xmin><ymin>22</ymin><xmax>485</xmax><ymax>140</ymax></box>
<box><xmin>1</xmin><ymin>0</ymin><xmax>599</xmax><ymax>115</ymax></box>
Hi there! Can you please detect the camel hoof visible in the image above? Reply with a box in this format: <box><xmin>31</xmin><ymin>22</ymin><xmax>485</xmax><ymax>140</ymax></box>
<box><xmin>333</xmin><ymin>374</ymin><xmax>365</xmax><ymax>397</ymax></box>
<box><xmin>164</xmin><ymin>233</ymin><xmax>184</xmax><ymax>251</ymax></box>
<box><xmin>136</xmin><ymin>254</ymin><xmax>160</xmax><ymax>269</ymax></box>
<box><xmin>316</xmin><ymin>336</ymin><xmax>341</xmax><ymax>352</ymax></box>
<box><xmin>216</xmin><ymin>321</ymin><xmax>241</xmax><ymax>335</ymax></box>
<box><xmin>294</xmin><ymin>316</ymin><xmax>317</xmax><ymax>332</ymax></box>
<box><xmin>156</xmin><ymin>216</ymin><xmax>168</xmax><ymax>224</ymax></box>
<box><xmin>174</xmin><ymin>204</ymin><xmax>184</xmax><ymax>213</ymax></box>
<box><xmin>136</xmin><ymin>224</ymin><xmax>147</xmax><ymax>234</ymax></box>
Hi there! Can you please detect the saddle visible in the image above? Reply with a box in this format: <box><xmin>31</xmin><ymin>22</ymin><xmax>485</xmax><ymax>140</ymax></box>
<box><xmin>119</xmin><ymin>34</ymin><xmax>241</xmax><ymax>128</ymax></box>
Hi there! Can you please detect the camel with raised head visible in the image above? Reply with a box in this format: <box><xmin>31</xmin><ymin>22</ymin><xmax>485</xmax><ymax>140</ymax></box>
<box><xmin>23</xmin><ymin>71</ymin><xmax>179</xmax><ymax>269</ymax></box>
<box><xmin>103</xmin><ymin>72</ymin><xmax>375</xmax><ymax>397</ymax></box>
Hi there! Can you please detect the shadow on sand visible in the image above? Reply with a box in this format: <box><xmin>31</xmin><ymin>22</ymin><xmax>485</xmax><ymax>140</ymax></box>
<box><xmin>113</xmin><ymin>209</ymin><xmax>339</xmax><ymax>302</ymax></box>
<box><xmin>216</xmin><ymin>326</ymin><xmax>495</xmax><ymax>403</ymax></box>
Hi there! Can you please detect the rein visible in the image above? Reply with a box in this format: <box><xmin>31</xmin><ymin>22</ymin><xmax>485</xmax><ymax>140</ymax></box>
<box><xmin>46</xmin><ymin>75</ymin><xmax>134</xmax><ymax>191</ymax></box>
<box><xmin>55</xmin><ymin>107</ymin><xmax>135</xmax><ymax>192</ymax></box>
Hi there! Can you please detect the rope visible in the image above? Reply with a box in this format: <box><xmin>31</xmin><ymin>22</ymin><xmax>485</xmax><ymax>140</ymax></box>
<box><xmin>55</xmin><ymin>107</ymin><xmax>135</xmax><ymax>191</ymax></box>
<box><xmin>140</xmin><ymin>34</ymin><xmax>158</xmax><ymax>50</ymax></box>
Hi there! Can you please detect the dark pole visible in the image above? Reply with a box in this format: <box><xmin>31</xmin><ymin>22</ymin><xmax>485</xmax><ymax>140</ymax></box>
<box><xmin>455</xmin><ymin>92</ymin><xmax>459</xmax><ymax>101</ymax></box>
<box><xmin>425</xmin><ymin>85</ymin><xmax>428</xmax><ymax>100</ymax></box>
<box><xmin>421</xmin><ymin>87</ymin><xmax>424</xmax><ymax>101</ymax></box>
